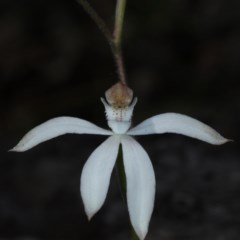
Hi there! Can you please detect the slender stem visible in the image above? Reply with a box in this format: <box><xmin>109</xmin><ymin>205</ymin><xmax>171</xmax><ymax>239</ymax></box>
<box><xmin>76</xmin><ymin>0</ymin><xmax>114</xmax><ymax>49</ymax></box>
<box><xmin>131</xmin><ymin>228</ymin><xmax>140</xmax><ymax>240</ymax></box>
<box><xmin>114</xmin><ymin>0</ymin><xmax>127</xmax><ymax>48</ymax></box>
<box><xmin>116</xmin><ymin>147</ymin><xmax>127</xmax><ymax>203</ymax></box>
<box><xmin>116</xmin><ymin>148</ymin><xmax>140</xmax><ymax>240</ymax></box>
<box><xmin>76</xmin><ymin>0</ymin><xmax>128</xmax><ymax>85</ymax></box>
<box><xmin>113</xmin><ymin>0</ymin><xmax>127</xmax><ymax>85</ymax></box>
<box><xmin>114</xmin><ymin>48</ymin><xmax>127</xmax><ymax>85</ymax></box>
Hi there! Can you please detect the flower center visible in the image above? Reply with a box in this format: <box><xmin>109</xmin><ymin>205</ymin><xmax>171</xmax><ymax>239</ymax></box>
<box><xmin>101</xmin><ymin>97</ymin><xmax>137</xmax><ymax>134</ymax></box>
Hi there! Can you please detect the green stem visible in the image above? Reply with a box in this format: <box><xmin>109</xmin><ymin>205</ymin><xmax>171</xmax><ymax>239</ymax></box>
<box><xmin>131</xmin><ymin>229</ymin><xmax>140</xmax><ymax>240</ymax></box>
<box><xmin>116</xmin><ymin>148</ymin><xmax>140</xmax><ymax>240</ymax></box>
<box><xmin>114</xmin><ymin>0</ymin><xmax>127</xmax><ymax>48</ymax></box>
<box><xmin>76</xmin><ymin>0</ymin><xmax>127</xmax><ymax>85</ymax></box>
<box><xmin>116</xmin><ymin>147</ymin><xmax>127</xmax><ymax>202</ymax></box>
<box><xmin>113</xmin><ymin>0</ymin><xmax>127</xmax><ymax>85</ymax></box>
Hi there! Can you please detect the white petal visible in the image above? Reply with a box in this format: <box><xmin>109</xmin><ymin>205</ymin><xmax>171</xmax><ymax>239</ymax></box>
<box><xmin>128</xmin><ymin>113</ymin><xmax>229</xmax><ymax>145</ymax></box>
<box><xmin>80</xmin><ymin>135</ymin><xmax>120</xmax><ymax>219</ymax></box>
<box><xmin>10</xmin><ymin>117</ymin><xmax>112</xmax><ymax>152</ymax></box>
<box><xmin>121</xmin><ymin>136</ymin><xmax>155</xmax><ymax>240</ymax></box>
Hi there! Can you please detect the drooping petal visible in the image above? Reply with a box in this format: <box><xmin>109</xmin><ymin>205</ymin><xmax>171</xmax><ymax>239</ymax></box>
<box><xmin>121</xmin><ymin>136</ymin><xmax>155</xmax><ymax>240</ymax></box>
<box><xmin>80</xmin><ymin>135</ymin><xmax>120</xmax><ymax>220</ymax></box>
<box><xmin>10</xmin><ymin>117</ymin><xmax>112</xmax><ymax>152</ymax></box>
<box><xmin>128</xmin><ymin>113</ymin><xmax>229</xmax><ymax>145</ymax></box>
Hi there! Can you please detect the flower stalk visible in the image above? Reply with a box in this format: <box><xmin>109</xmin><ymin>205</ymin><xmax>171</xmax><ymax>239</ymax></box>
<box><xmin>114</xmin><ymin>0</ymin><xmax>126</xmax><ymax>48</ymax></box>
<box><xmin>131</xmin><ymin>229</ymin><xmax>140</xmax><ymax>240</ymax></box>
<box><xmin>76</xmin><ymin>0</ymin><xmax>113</xmax><ymax>48</ymax></box>
<box><xmin>76</xmin><ymin>0</ymin><xmax>127</xmax><ymax>85</ymax></box>
<box><xmin>116</xmin><ymin>149</ymin><xmax>140</xmax><ymax>240</ymax></box>
<box><xmin>113</xmin><ymin>0</ymin><xmax>127</xmax><ymax>85</ymax></box>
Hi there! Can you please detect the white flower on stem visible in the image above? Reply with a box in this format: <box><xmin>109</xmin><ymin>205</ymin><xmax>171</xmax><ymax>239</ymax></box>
<box><xmin>11</xmin><ymin>83</ymin><xmax>229</xmax><ymax>240</ymax></box>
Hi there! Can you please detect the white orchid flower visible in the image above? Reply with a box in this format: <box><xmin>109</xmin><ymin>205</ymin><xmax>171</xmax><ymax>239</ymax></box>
<box><xmin>11</xmin><ymin>83</ymin><xmax>229</xmax><ymax>240</ymax></box>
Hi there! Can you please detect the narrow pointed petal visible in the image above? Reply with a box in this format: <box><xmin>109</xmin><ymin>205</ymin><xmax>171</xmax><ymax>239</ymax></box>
<box><xmin>11</xmin><ymin>117</ymin><xmax>112</xmax><ymax>152</ymax></box>
<box><xmin>81</xmin><ymin>135</ymin><xmax>120</xmax><ymax>219</ymax></box>
<box><xmin>121</xmin><ymin>136</ymin><xmax>155</xmax><ymax>240</ymax></box>
<box><xmin>128</xmin><ymin>113</ymin><xmax>229</xmax><ymax>145</ymax></box>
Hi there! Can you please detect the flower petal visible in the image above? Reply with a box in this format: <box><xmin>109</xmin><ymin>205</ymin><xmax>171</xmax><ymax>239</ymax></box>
<box><xmin>128</xmin><ymin>113</ymin><xmax>229</xmax><ymax>145</ymax></box>
<box><xmin>10</xmin><ymin>117</ymin><xmax>112</xmax><ymax>152</ymax></box>
<box><xmin>80</xmin><ymin>135</ymin><xmax>120</xmax><ymax>220</ymax></box>
<box><xmin>121</xmin><ymin>136</ymin><xmax>155</xmax><ymax>240</ymax></box>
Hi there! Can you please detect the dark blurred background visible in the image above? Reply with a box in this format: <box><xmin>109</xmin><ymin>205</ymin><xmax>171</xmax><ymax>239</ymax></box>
<box><xmin>0</xmin><ymin>0</ymin><xmax>239</xmax><ymax>239</ymax></box>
